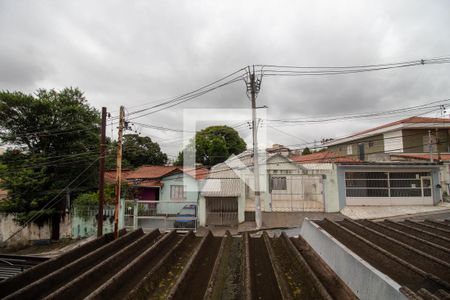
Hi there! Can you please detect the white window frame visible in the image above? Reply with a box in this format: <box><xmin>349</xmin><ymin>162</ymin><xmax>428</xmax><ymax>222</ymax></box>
<box><xmin>347</xmin><ymin>145</ymin><xmax>353</xmax><ymax>155</ymax></box>
<box><xmin>170</xmin><ymin>185</ymin><xmax>185</xmax><ymax>200</ymax></box>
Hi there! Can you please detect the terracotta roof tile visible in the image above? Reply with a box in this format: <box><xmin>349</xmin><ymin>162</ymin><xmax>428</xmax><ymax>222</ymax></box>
<box><xmin>126</xmin><ymin>165</ymin><xmax>180</xmax><ymax>179</ymax></box>
<box><xmin>104</xmin><ymin>170</ymin><xmax>133</xmax><ymax>184</ymax></box>
<box><xmin>290</xmin><ymin>151</ymin><xmax>361</xmax><ymax>163</ymax></box>
<box><xmin>182</xmin><ymin>167</ymin><xmax>209</xmax><ymax>180</ymax></box>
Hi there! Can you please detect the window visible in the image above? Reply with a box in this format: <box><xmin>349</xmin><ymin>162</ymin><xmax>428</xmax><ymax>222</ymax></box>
<box><xmin>170</xmin><ymin>185</ymin><xmax>185</xmax><ymax>200</ymax></box>
<box><xmin>271</xmin><ymin>176</ymin><xmax>287</xmax><ymax>191</ymax></box>
<box><xmin>368</xmin><ymin>141</ymin><xmax>374</xmax><ymax>148</ymax></box>
<box><xmin>347</xmin><ymin>145</ymin><xmax>353</xmax><ymax>155</ymax></box>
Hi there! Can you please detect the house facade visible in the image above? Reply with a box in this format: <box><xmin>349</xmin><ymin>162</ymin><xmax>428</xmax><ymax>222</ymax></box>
<box><xmin>325</xmin><ymin>117</ymin><xmax>450</xmax><ymax>161</ymax></box>
<box><xmin>293</xmin><ymin>152</ymin><xmax>441</xmax><ymax>210</ymax></box>
<box><xmin>199</xmin><ymin>150</ymin><xmax>328</xmax><ymax>227</ymax></box>
<box><xmin>301</xmin><ymin>117</ymin><xmax>449</xmax><ymax>209</ymax></box>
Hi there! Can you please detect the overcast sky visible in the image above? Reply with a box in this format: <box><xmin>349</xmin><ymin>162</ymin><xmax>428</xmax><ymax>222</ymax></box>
<box><xmin>1</xmin><ymin>0</ymin><xmax>450</xmax><ymax>158</ymax></box>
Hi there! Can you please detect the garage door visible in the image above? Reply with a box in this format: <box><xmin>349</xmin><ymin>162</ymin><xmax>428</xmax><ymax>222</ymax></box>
<box><xmin>345</xmin><ymin>171</ymin><xmax>433</xmax><ymax>205</ymax></box>
<box><xmin>206</xmin><ymin>197</ymin><xmax>238</xmax><ymax>226</ymax></box>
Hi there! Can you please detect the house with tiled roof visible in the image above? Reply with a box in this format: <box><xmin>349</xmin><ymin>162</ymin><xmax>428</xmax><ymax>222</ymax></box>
<box><xmin>107</xmin><ymin>165</ymin><xmax>208</xmax><ymax>202</ymax></box>
<box><xmin>111</xmin><ymin>165</ymin><xmax>209</xmax><ymax>229</ymax></box>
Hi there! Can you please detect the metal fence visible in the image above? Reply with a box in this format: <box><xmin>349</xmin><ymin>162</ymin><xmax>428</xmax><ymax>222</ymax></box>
<box><xmin>123</xmin><ymin>200</ymin><xmax>198</xmax><ymax>231</ymax></box>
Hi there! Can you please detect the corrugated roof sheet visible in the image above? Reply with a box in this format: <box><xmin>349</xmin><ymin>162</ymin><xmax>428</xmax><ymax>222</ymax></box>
<box><xmin>201</xmin><ymin>178</ymin><xmax>241</xmax><ymax>197</ymax></box>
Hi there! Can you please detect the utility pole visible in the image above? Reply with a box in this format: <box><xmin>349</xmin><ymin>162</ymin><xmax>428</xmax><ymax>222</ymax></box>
<box><xmin>97</xmin><ymin>107</ymin><xmax>107</xmax><ymax>237</ymax></box>
<box><xmin>246</xmin><ymin>66</ymin><xmax>262</xmax><ymax>229</ymax></box>
<box><xmin>114</xmin><ymin>106</ymin><xmax>125</xmax><ymax>239</ymax></box>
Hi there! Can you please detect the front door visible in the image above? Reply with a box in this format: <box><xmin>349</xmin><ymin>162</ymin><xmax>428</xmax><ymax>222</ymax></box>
<box><xmin>421</xmin><ymin>176</ymin><xmax>432</xmax><ymax>198</ymax></box>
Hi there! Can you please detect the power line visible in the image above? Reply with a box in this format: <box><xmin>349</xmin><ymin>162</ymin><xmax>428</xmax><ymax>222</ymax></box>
<box><xmin>259</xmin><ymin>57</ymin><xmax>450</xmax><ymax>76</ymax></box>
<box><xmin>122</xmin><ymin>69</ymin><xmax>247</xmax><ymax>119</ymax></box>
<box><xmin>266</xmin><ymin>99</ymin><xmax>450</xmax><ymax>124</ymax></box>
<box><xmin>126</xmin><ymin>75</ymin><xmax>244</xmax><ymax>121</ymax></box>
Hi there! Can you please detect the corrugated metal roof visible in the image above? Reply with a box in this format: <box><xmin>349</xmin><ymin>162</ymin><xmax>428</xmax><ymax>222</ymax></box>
<box><xmin>201</xmin><ymin>178</ymin><xmax>241</xmax><ymax>197</ymax></box>
<box><xmin>0</xmin><ymin>229</ymin><xmax>356</xmax><ymax>300</ymax></box>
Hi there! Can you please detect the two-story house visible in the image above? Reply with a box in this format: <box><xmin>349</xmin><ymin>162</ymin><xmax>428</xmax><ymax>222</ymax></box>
<box><xmin>318</xmin><ymin>116</ymin><xmax>447</xmax><ymax>207</ymax></box>
<box><xmin>325</xmin><ymin>116</ymin><xmax>450</xmax><ymax>161</ymax></box>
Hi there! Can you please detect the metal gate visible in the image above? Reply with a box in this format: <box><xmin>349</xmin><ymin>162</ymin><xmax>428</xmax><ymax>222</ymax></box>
<box><xmin>206</xmin><ymin>197</ymin><xmax>238</xmax><ymax>226</ymax></box>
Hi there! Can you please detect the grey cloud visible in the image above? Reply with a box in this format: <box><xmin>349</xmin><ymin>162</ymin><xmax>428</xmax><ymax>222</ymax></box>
<box><xmin>1</xmin><ymin>0</ymin><xmax>450</xmax><ymax>156</ymax></box>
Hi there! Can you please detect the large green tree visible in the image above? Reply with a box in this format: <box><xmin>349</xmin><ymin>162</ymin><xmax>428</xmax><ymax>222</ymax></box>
<box><xmin>0</xmin><ymin>88</ymin><xmax>100</xmax><ymax>231</ymax></box>
<box><xmin>105</xmin><ymin>134</ymin><xmax>168</xmax><ymax>170</ymax></box>
<box><xmin>176</xmin><ymin>125</ymin><xmax>246</xmax><ymax>166</ymax></box>
<box><xmin>122</xmin><ymin>134</ymin><xmax>167</xmax><ymax>167</ymax></box>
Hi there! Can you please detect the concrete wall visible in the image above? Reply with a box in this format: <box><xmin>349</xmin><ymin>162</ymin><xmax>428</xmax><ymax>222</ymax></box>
<box><xmin>0</xmin><ymin>213</ymin><xmax>71</xmax><ymax>247</ymax></box>
<box><xmin>301</xmin><ymin>219</ymin><xmax>408</xmax><ymax>300</ymax></box>
<box><xmin>71</xmin><ymin>206</ymin><xmax>115</xmax><ymax>238</ymax></box>
<box><xmin>198</xmin><ymin>196</ymin><xmax>206</xmax><ymax>226</ymax></box>
<box><xmin>300</xmin><ymin>164</ymin><xmax>340</xmax><ymax>212</ymax></box>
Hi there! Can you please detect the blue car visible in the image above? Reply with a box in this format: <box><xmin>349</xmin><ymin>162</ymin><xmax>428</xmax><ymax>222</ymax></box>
<box><xmin>174</xmin><ymin>204</ymin><xmax>197</xmax><ymax>229</ymax></box>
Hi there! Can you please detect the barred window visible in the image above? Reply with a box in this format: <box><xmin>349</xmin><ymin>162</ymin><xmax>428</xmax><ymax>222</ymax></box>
<box><xmin>170</xmin><ymin>185</ymin><xmax>185</xmax><ymax>200</ymax></box>
<box><xmin>345</xmin><ymin>171</ymin><xmax>432</xmax><ymax>198</ymax></box>
<box><xmin>271</xmin><ymin>176</ymin><xmax>287</xmax><ymax>190</ymax></box>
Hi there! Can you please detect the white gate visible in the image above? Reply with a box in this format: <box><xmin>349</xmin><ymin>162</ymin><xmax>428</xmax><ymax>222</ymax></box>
<box><xmin>269</xmin><ymin>175</ymin><xmax>324</xmax><ymax>212</ymax></box>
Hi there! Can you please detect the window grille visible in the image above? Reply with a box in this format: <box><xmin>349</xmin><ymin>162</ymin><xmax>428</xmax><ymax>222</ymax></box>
<box><xmin>271</xmin><ymin>176</ymin><xmax>287</xmax><ymax>191</ymax></box>
<box><xmin>345</xmin><ymin>171</ymin><xmax>431</xmax><ymax>198</ymax></box>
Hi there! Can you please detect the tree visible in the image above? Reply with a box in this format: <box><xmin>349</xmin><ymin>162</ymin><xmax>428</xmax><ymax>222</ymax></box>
<box><xmin>302</xmin><ymin>147</ymin><xmax>312</xmax><ymax>155</ymax></box>
<box><xmin>122</xmin><ymin>134</ymin><xmax>167</xmax><ymax>168</ymax></box>
<box><xmin>0</xmin><ymin>88</ymin><xmax>100</xmax><ymax>235</ymax></box>
<box><xmin>104</xmin><ymin>134</ymin><xmax>168</xmax><ymax>170</ymax></box>
<box><xmin>175</xmin><ymin>125</ymin><xmax>246</xmax><ymax>166</ymax></box>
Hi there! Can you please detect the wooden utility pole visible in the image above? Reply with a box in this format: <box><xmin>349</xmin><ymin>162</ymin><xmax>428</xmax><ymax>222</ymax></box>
<box><xmin>248</xmin><ymin>66</ymin><xmax>262</xmax><ymax>229</ymax></box>
<box><xmin>114</xmin><ymin>106</ymin><xmax>125</xmax><ymax>239</ymax></box>
<box><xmin>97</xmin><ymin>107</ymin><xmax>107</xmax><ymax>237</ymax></box>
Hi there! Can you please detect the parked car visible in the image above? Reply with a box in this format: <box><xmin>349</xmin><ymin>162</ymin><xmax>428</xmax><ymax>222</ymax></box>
<box><xmin>174</xmin><ymin>204</ymin><xmax>197</xmax><ymax>229</ymax></box>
